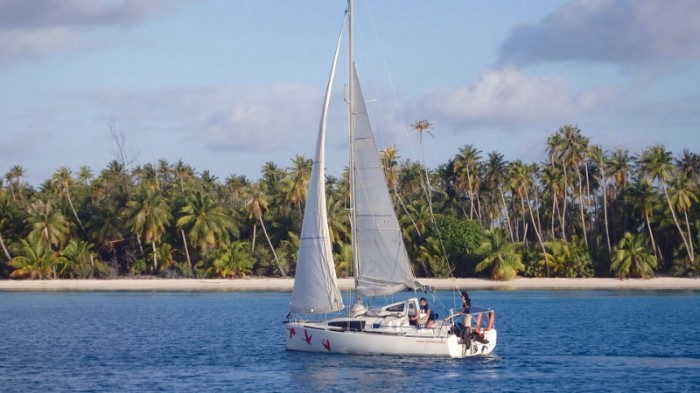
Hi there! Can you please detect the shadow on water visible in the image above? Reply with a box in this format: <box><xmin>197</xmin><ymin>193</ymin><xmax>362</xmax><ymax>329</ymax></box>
<box><xmin>285</xmin><ymin>350</ymin><xmax>502</xmax><ymax>391</ymax></box>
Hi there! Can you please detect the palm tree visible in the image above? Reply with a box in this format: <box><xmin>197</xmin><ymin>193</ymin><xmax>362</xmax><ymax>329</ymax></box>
<box><xmin>608</xmin><ymin>149</ymin><xmax>632</xmax><ymax>191</ymax></box>
<box><xmin>62</xmin><ymin>239</ymin><xmax>99</xmax><ymax>278</ymax></box>
<box><xmin>326</xmin><ymin>195</ymin><xmax>350</xmax><ymax>249</ymax></box>
<box><xmin>77</xmin><ymin>166</ymin><xmax>94</xmax><ymax>185</ymax></box>
<box><xmin>608</xmin><ymin>149</ymin><xmax>631</xmax><ymax>241</ymax></box>
<box><xmin>0</xmin><ymin>196</ymin><xmax>15</xmax><ymax>261</ymax></box>
<box><xmin>284</xmin><ymin>155</ymin><xmax>312</xmax><ymax>214</ymax></box>
<box><xmin>411</xmin><ymin>119</ymin><xmax>435</xmax><ymax>207</ymax></box>
<box><xmin>382</xmin><ymin>146</ymin><xmax>422</xmax><ymax>243</ymax></box>
<box><xmin>475</xmin><ymin>229</ymin><xmax>524</xmax><ymax>280</ymax></box>
<box><xmin>454</xmin><ymin>145</ymin><xmax>482</xmax><ymax>221</ymax></box>
<box><xmin>638</xmin><ymin>145</ymin><xmax>693</xmax><ymax>261</ymax></box>
<box><xmin>245</xmin><ymin>182</ymin><xmax>286</xmax><ymax>276</ymax></box>
<box><xmin>211</xmin><ymin>241</ymin><xmax>252</xmax><ymax>278</ymax></box>
<box><xmin>670</xmin><ymin>173</ymin><xmax>698</xmax><ymax>260</ymax></box>
<box><xmin>610</xmin><ymin>232</ymin><xmax>657</xmax><ymax>279</ymax></box>
<box><xmin>590</xmin><ymin>145</ymin><xmax>612</xmax><ymax>252</ymax></box>
<box><xmin>537</xmin><ymin>239</ymin><xmax>572</xmax><ymax>277</ymax></box>
<box><xmin>124</xmin><ymin>190</ymin><xmax>172</xmax><ymax>272</ymax></box>
<box><xmin>540</xmin><ymin>163</ymin><xmax>563</xmax><ymax>239</ymax></box>
<box><xmin>675</xmin><ymin>149</ymin><xmax>699</xmax><ymax>186</ymax></box>
<box><xmin>628</xmin><ymin>178</ymin><xmax>660</xmax><ymax>259</ymax></box>
<box><xmin>508</xmin><ymin>160</ymin><xmax>550</xmax><ymax>275</ymax></box>
<box><xmin>547</xmin><ymin>125</ymin><xmax>589</xmax><ymax>243</ymax></box>
<box><xmin>261</xmin><ymin>161</ymin><xmax>284</xmax><ymax>195</ymax></box>
<box><xmin>176</xmin><ymin>190</ymin><xmax>236</xmax><ymax>264</ymax></box>
<box><xmin>86</xmin><ymin>204</ymin><xmax>124</xmax><ymax>261</ymax></box>
<box><xmin>26</xmin><ymin>199</ymin><xmax>71</xmax><ymax>250</ymax></box>
<box><xmin>173</xmin><ymin>159</ymin><xmax>196</xmax><ymax>192</ymax></box>
<box><xmin>5</xmin><ymin>165</ymin><xmax>26</xmax><ymax>202</ymax></box>
<box><xmin>483</xmin><ymin>152</ymin><xmax>513</xmax><ymax>238</ymax></box>
<box><xmin>9</xmin><ymin>236</ymin><xmax>66</xmax><ymax>279</ymax></box>
<box><xmin>51</xmin><ymin>166</ymin><xmax>85</xmax><ymax>231</ymax></box>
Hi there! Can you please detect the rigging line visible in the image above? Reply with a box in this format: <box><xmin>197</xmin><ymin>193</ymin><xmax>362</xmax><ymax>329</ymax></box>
<box><xmin>365</xmin><ymin>0</ymin><xmax>461</xmax><ymax>299</ymax></box>
<box><xmin>361</xmin><ymin>1</ymin><xmax>460</xmax><ymax>306</ymax></box>
<box><xmin>362</xmin><ymin>0</ymin><xmax>418</xmax><ymax>160</ymax></box>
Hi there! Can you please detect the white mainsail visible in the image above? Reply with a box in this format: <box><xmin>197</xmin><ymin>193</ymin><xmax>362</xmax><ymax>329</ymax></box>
<box><xmin>290</xmin><ymin>25</ymin><xmax>344</xmax><ymax>314</ymax></box>
<box><xmin>350</xmin><ymin>65</ymin><xmax>422</xmax><ymax>297</ymax></box>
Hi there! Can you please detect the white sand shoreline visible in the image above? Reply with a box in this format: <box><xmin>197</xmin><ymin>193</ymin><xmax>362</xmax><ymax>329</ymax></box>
<box><xmin>0</xmin><ymin>277</ymin><xmax>698</xmax><ymax>292</ymax></box>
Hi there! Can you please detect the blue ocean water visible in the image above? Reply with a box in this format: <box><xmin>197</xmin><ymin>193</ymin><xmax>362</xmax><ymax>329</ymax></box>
<box><xmin>1</xmin><ymin>290</ymin><xmax>698</xmax><ymax>392</ymax></box>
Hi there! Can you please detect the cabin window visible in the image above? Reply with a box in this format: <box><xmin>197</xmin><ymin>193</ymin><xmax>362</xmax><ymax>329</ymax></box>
<box><xmin>385</xmin><ymin>303</ymin><xmax>405</xmax><ymax>312</ymax></box>
<box><xmin>328</xmin><ymin>320</ymin><xmax>365</xmax><ymax>332</ymax></box>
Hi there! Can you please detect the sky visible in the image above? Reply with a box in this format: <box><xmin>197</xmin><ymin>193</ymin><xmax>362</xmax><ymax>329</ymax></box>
<box><xmin>1</xmin><ymin>0</ymin><xmax>699</xmax><ymax>185</ymax></box>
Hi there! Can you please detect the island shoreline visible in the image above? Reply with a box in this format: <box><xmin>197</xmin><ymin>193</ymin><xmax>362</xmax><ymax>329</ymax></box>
<box><xmin>1</xmin><ymin>277</ymin><xmax>699</xmax><ymax>292</ymax></box>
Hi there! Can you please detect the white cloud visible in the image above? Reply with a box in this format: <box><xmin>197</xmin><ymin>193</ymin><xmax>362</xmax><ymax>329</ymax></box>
<box><xmin>499</xmin><ymin>0</ymin><xmax>700</xmax><ymax>66</ymax></box>
<box><xmin>411</xmin><ymin>68</ymin><xmax>613</xmax><ymax>131</ymax></box>
<box><xmin>0</xmin><ymin>27</ymin><xmax>81</xmax><ymax>63</ymax></box>
<box><xmin>0</xmin><ymin>0</ymin><xmax>188</xmax><ymax>64</ymax></box>
<box><xmin>90</xmin><ymin>83</ymin><xmax>323</xmax><ymax>153</ymax></box>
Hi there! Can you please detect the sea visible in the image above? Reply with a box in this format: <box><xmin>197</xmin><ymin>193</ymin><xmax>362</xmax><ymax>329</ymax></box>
<box><xmin>1</xmin><ymin>290</ymin><xmax>698</xmax><ymax>392</ymax></box>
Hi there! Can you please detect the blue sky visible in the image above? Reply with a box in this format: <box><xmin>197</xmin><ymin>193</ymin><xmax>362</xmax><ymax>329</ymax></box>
<box><xmin>1</xmin><ymin>0</ymin><xmax>699</xmax><ymax>184</ymax></box>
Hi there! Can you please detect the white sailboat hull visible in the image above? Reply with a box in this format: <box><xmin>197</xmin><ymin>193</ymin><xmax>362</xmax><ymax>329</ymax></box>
<box><xmin>284</xmin><ymin>321</ymin><xmax>497</xmax><ymax>358</ymax></box>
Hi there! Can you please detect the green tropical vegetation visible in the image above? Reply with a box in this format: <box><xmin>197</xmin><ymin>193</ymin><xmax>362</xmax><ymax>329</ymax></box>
<box><xmin>0</xmin><ymin>125</ymin><xmax>698</xmax><ymax>280</ymax></box>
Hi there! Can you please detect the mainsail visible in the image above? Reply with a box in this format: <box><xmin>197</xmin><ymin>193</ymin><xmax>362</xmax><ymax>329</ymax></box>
<box><xmin>290</xmin><ymin>25</ymin><xmax>345</xmax><ymax>314</ymax></box>
<box><xmin>350</xmin><ymin>65</ymin><xmax>422</xmax><ymax>297</ymax></box>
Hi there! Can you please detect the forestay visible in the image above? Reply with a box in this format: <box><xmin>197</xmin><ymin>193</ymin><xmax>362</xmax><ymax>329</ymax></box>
<box><xmin>290</xmin><ymin>25</ymin><xmax>345</xmax><ymax>314</ymax></box>
<box><xmin>350</xmin><ymin>65</ymin><xmax>422</xmax><ymax>297</ymax></box>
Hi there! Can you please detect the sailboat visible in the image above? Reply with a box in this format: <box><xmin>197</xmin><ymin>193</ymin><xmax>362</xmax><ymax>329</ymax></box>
<box><xmin>284</xmin><ymin>0</ymin><xmax>497</xmax><ymax>358</ymax></box>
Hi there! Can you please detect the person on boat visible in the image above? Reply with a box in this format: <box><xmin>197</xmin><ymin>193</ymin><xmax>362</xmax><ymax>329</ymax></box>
<box><xmin>411</xmin><ymin>297</ymin><xmax>435</xmax><ymax>328</ymax></box>
<box><xmin>446</xmin><ymin>291</ymin><xmax>472</xmax><ymax>339</ymax></box>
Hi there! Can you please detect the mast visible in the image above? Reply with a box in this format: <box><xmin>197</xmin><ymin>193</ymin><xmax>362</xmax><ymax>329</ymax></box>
<box><xmin>348</xmin><ymin>0</ymin><xmax>359</xmax><ymax>289</ymax></box>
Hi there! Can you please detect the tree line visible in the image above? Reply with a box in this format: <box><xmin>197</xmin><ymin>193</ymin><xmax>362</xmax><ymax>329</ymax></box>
<box><xmin>0</xmin><ymin>124</ymin><xmax>698</xmax><ymax>280</ymax></box>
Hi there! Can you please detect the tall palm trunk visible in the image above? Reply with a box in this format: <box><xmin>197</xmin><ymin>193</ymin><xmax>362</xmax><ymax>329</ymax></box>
<box><xmin>584</xmin><ymin>163</ymin><xmax>592</xmax><ymax>220</ymax></box>
<box><xmin>135</xmin><ymin>232</ymin><xmax>145</xmax><ymax>258</ymax></box>
<box><xmin>661</xmin><ymin>184</ymin><xmax>693</xmax><ymax>261</ymax></box>
<box><xmin>533</xmin><ymin>187</ymin><xmax>545</xmax><ymax>241</ymax></box>
<box><xmin>683</xmin><ymin>211</ymin><xmax>695</xmax><ymax>260</ymax></box>
<box><xmin>151</xmin><ymin>241</ymin><xmax>158</xmax><ymax>273</ymax></box>
<box><xmin>475</xmin><ymin>188</ymin><xmax>484</xmax><ymax>224</ymax></box>
<box><xmin>258</xmin><ymin>215</ymin><xmax>286</xmax><ymax>277</ymax></box>
<box><xmin>394</xmin><ymin>187</ymin><xmax>421</xmax><ymax>238</ymax></box>
<box><xmin>180</xmin><ymin>229</ymin><xmax>192</xmax><ymax>274</ymax></box>
<box><xmin>499</xmin><ymin>186</ymin><xmax>514</xmax><ymax>242</ymax></box>
<box><xmin>599</xmin><ymin>156</ymin><xmax>612</xmax><ymax>253</ymax></box>
<box><xmin>644</xmin><ymin>214</ymin><xmax>659</xmax><ymax>260</ymax></box>
<box><xmin>66</xmin><ymin>192</ymin><xmax>85</xmax><ymax>231</ymax></box>
<box><xmin>561</xmin><ymin>161</ymin><xmax>568</xmax><ymax>241</ymax></box>
<box><xmin>251</xmin><ymin>223</ymin><xmax>257</xmax><ymax>253</ymax></box>
<box><xmin>550</xmin><ymin>193</ymin><xmax>559</xmax><ymax>240</ymax></box>
<box><xmin>525</xmin><ymin>193</ymin><xmax>549</xmax><ymax>277</ymax></box>
<box><xmin>0</xmin><ymin>232</ymin><xmax>11</xmax><ymax>260</ymax></box>
<box><xmin>466</xmin><ymin>168</ymin><xmax>474</xmax><ymax>219</ymax></box>
<box><xmin>575</xmin><ymin>168</ymin><xmax>589</xmax><ymax>247</ymax></box>
<box><xmin>17</xmin><ymin>180</ymin><xmax>23</xmax><ymax>200</ymax></box>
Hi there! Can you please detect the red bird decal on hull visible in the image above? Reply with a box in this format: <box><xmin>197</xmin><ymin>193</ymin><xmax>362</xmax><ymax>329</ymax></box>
<box><xmin>287</xmin><ymin>327</ymin><xmax>296</xmax><ymax>339</ymax></box>
<box><xmin>322</xmin><ymin>339</ymin><xmax>331</xmax><ymax>352</ymax></box>
<box><xmin>304</xmin><ymin>330</ymin><xmax>313</xmax><ymax>345</ymax></box>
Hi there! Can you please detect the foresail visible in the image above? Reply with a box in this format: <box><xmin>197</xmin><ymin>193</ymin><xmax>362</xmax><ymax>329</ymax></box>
<box><xmin>290</xmin><ymin>24</ymin><xmax>344</xmax><ymax>314</ymax></box>
<box><xmin>351</xmin><ymin>65</ymin><xmax>422</xmax><ymax>297</ymax></box>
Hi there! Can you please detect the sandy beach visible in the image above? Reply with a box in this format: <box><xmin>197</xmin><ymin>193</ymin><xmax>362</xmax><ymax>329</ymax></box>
<box><xmin>0</xmin><ymin>277</ymin><xmax>698</xmax><ymax>292</ymax></box>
